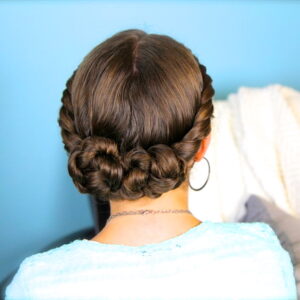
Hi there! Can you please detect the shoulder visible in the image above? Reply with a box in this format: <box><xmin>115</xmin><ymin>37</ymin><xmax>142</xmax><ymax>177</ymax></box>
<box><xmin>19</xmin><ymin>239</ymin><xmax>81</xmax><ymax>270</ymax></box>
<box><xmin>5</xmin><ymin>240</ymin><xmax>81</xmax><ymax>299</ymax></box>
<box><xmin>235</xmin><ymin>222</ymin><xmax>287</xmax><ymax>251</ymax></box>
<box><xmin>211</xmin><ymin>221</ymin><xmax>281</xmax><ymax>243</ymax></box>
<box><xmin>208</xmin><ymin>222</ymin><xmax>297</xmax><ymax>298</ymax></box>
<box><xmin>215</xmin><ymin>222</ymin><xmax>295</xmax><ymax>277</ymax></box>
<box><xmin>27</xmin><ymin>239</ymin><xmax>83</xmax><ymax>268</ymax></box>
<box><xmin>205</xmin><ymin>221</ymin><xmax>290</xmax><ymax>259</ymax></box>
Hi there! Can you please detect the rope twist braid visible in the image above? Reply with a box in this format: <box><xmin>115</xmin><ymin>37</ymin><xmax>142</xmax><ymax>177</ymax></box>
<box><xmin>58</xmin><ymin>55</ymin><xmax>214</xmax><ymax>201</ymax></box>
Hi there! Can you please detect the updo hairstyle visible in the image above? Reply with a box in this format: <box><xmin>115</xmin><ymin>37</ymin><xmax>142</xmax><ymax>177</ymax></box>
<box><xmin>57</xmin><ymin>29</ymin><xmax>215</xmax><ymax>203</ymax></box>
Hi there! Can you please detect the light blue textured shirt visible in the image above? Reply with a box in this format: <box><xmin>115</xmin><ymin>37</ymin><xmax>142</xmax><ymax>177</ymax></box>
<box><xmin>5</xmin><ymin>221</ymin><xmax>297</xmax><ymax>300</ymax></box>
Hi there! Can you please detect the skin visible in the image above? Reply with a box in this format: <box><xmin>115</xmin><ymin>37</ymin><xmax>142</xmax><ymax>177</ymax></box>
<box><xmin>90</xmin><ymin>133</ymin><xmax>211</xmax><ymax>246</ymax></box>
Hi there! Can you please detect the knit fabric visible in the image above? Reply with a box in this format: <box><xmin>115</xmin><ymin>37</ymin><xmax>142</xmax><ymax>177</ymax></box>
<box><xmin>190</xmin><ymin>84</ymin><xmax>300</xmax><ymax>223</ymax></box>
<box><xmin>5</xmin><ymin>221</ymin><xmax>297</xmax><ymax>300</ymax></box>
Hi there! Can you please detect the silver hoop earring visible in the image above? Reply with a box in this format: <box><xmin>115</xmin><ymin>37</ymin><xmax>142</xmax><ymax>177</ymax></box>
<box><xmin>188</xmin><ymin>157</ymin><xmax>210</xmax><ymax>191</ymax></box>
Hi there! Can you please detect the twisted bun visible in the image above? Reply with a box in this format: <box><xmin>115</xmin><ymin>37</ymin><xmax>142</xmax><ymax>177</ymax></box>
<box><xmin>58</xmin><ymin>29</ymin><xmax>215</xmax><ymax>202</ymax></box>
<box><xmin>68</xmin><ymin>136</ymin><xmax>123</xmax><ymax>197</ymax></box>
<box><xmin>68</xmin><ymin>136</ymin><xmax>187</xmax><ymax>200</ymax></box>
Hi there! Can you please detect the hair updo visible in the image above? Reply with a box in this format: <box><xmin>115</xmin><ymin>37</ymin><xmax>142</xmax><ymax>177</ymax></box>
<box><xmin>58</xmin><ymin>29</ymin><xmax>215</xmax><ymax>203</ymax></box>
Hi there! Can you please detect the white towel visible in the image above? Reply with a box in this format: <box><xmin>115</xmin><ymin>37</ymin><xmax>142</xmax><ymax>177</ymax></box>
<box><xmin>189</xmin><ymin>84</ymin><xmax>300</xmax><ymax>222</ymax></box>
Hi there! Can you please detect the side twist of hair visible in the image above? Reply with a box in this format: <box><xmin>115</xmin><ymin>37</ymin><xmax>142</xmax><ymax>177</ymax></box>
<box><xmin>58</xmin><ymin>29</ymin><xmax>215</xmax><ymax>202</ymax></box>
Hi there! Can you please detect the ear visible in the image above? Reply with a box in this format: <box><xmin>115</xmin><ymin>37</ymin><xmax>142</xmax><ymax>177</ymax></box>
<box><xmin>194</xmin><ymin>133</ymin><xmax>211</xmax><ymax>162</ymax></box>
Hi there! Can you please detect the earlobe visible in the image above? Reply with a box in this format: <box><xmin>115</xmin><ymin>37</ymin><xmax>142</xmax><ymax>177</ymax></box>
<box><xmin>194</xmin><ymin>150</ymin><xmax>203</xmax><ymax>162</ymax></box>
<box><xmin>194</xmin><ymin>133</ymin><xmax>211</xmax><ymax>162</ymax></box>
<box><xmin>194</xmin><ymin>146</ymin><xmax>202</xmax><ymax>161</ymax></box>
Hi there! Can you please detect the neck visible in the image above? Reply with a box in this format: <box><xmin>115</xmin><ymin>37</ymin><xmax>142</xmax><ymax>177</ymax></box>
<box><xmin>90</xmin><ymin>180</ymin><xmax>202</xmax><ymax>246</ymax></box>
<box><xmin>109</xmin><ymin>179</ymin><xmax>190</xmax><ymax>216</ymax></box>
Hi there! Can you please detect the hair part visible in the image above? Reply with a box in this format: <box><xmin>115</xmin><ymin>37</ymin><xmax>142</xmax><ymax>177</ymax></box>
<box><xmin>58</xmin><ymin>29</ymin><xmax>215</xmax><ymax>203</ymax></box>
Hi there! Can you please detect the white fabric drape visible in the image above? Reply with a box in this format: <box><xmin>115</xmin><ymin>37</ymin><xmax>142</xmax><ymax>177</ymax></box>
<box><xmin>189</xmin><ymin>84</ymin><xmax>300</xmax><ymax>222</ymax></box>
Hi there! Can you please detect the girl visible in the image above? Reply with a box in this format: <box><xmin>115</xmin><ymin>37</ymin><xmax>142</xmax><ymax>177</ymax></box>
<box><xmin>5</xmin><ymin>29</ymin><xmax>297</xmax><ymax>300</ymax></box>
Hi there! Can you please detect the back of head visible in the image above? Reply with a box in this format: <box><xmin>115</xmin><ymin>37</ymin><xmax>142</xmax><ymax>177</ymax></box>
<box><xmin>58</xmin><ymin>29</ymin><xmax>215</xmax><ymax>202</ymax></box>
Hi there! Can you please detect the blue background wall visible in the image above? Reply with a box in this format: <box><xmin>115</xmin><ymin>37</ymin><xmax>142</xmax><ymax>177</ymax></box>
<box><xmin>1</xmin><ymin>0</ymin><xmax>300</xmax><ymax>292</ymax></box>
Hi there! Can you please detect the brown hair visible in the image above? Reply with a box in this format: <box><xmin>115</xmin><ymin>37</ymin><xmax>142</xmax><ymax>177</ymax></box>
<box><xmin>58</xmin><ymin>29</ymin><xmax>215</xmax><ymax>203</ymax></box>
